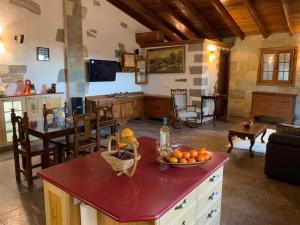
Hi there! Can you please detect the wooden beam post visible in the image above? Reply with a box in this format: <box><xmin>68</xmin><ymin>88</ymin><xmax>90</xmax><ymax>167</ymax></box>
<box><xmin>178</xmin><ymin>0</ymin><xmax>222</xmax><ymax>41</ymax></box>
<box><xmin>243</xmin><ymin>0</ymin><xmax>269</xmax><ymax>38</ymax></box>
<box><xmin>280</xmin><ymin>0</ymin><xmax>293</xmax><ymax>36</ymax></box>
<box><xmin>155</xmin><ymin>0</ymin><xmax>203</xmax><ymax>40</ymax></box>
<box><xmin>211</xmin><ymin>0</ymin><xmax>245</xmax><ymax>40</ymax></box>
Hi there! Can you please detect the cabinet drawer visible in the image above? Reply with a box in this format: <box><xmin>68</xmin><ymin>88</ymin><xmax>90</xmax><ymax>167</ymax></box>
<box><xmin>197</xmin><ymin>167</ymin><xmax>223</xmax><ymax>195</ymax></box>
<box><xmin>160</xmin><ymin>188</ymin><xmax>197</xmax><ymax>225</ymax></box>
<box><xmin>173</xmin><ymin>205</ymin><xmax>196</xmax><ymax>225</ymax></box>
<box><xmin>197</xmin><ymin>180</ymin><xmax>222</xmax><ymax>215</ymax></box>
<box><xmin>196</xmin><ymin>198</ymin><xmax>221</xmax><ymax>225</ymax></box>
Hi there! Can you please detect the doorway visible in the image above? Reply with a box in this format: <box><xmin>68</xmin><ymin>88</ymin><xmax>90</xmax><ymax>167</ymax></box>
<box><xmin>216</xmin><ymin>50</ymin><xmax>230</xmax><ymax>119</ymax></box>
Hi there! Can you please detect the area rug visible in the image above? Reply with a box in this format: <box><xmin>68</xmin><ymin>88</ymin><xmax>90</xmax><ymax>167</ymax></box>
<box><xmin>229</xmin><ymin>128</ymin><xmax>276</xmax><ymax>154</ymax></box>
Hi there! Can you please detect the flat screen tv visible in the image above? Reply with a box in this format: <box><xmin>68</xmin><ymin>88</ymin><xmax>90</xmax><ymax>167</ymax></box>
<box><xmin>87</xmin><ymin>59</ymin><xmax>118</xmax><ymax>82</ymax></box>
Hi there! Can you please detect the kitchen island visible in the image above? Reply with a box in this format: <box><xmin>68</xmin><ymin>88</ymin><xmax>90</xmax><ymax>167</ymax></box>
<box><xmin>38</xmin><ymin>137</ymin><xmax>229</xmax><ymax>225</ymax></box>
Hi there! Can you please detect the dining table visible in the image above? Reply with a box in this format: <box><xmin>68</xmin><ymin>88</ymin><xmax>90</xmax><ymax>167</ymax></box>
<box><xmin>27</xmin><ymin>118</ymin><xmax>74</xmax><ymax>168</ymax></box>
<box><xmin>27</xmin><ymin>117</ymin><xmax>118</xmax><ymax>168</ymax></box>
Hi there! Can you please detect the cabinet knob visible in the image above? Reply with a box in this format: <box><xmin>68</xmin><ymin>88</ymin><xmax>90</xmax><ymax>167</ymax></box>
<box><xmin>207</xmin><ymin>209</ymin><xmax>217</xmax><ymax>219</ymax></box>
<box><xmin>175</xmin><ymin>199</ymin><xmax>187</xmax><ymax>210</ymax></box>
<box><xmin>209</xmin><ymin>175</ymin><xmax>220</xmax><ymax>183</ymax></box>
<box><xmin>181</xmin><ymin>221</ymin><xmax>185</xmax><ymax>225</ymax></box>
<box><xmin>208</xmin><ymin>192</ymin><xmax>219</xmax><ymax>200</ymax></box>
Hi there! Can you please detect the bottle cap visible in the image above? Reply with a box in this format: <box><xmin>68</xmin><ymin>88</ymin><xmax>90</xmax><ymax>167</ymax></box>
<box><xmin>163</xmin><ymin>117</ymin><xmax>167</xmax><ymax>125</ymax></box>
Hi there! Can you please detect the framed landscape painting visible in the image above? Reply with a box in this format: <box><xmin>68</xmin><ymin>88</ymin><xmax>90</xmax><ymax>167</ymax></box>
<box><xmin>146</xmin><ymin>46</ymin><xmax>185</xmax><ymax>73</ymax></box>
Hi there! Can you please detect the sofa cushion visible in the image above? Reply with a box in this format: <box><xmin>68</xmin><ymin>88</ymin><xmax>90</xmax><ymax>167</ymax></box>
<box><xmin>276</xmin><ymin>123</ymin><xmax>300</xmax><ymax>136</ymax></box>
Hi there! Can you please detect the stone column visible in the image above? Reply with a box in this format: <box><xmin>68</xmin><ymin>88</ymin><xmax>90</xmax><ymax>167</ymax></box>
<box><xmin>63</xmin><ymin>0</ymin><xmax>85</xmax><ymax>100</ymax></box>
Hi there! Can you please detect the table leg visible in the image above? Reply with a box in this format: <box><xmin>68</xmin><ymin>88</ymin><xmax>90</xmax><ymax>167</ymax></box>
<box><xmin>249</xmin><ymin>138</ymin><xmax>255</xmax><ymax>158</ymax></box>
<box><xmin>227</xmin><ymin>134</ymin><xmax>233</xmax><ymax>153</ymax></box>
<box><xmin>213</xmin><ymin>98</ymin><xmax>216</xmax><ymax>128</ymax></box>
<box><xmin>200</xmin><ymin>98</ymin><xmax>203</xmax><ymax>126</ymax></box>
<box><xmin>261</xmin><ymin>129</ymin><xmax>267</xmax><ymax>143</ymax></box>
<box><xmin>43</xmin><ymin>138</ymin><xmax>49</xmax><ymax>168</ymax></box>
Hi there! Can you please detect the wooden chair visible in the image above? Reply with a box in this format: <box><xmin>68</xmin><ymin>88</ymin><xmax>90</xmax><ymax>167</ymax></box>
<box><xmin>171</xmin><ymin>89</ymin><xmax>198</xmax><ymax>129</ymax></box>
<box><xmin>95</xmin><ymin>105</ymin><xmax>118</xmax><ymax>150</ymax></box>
<box><xmin>11</xmin><ymin>109</ymin><xmax>57</xmax><ymax>187</ymax></box>
<box><xmin>43</xmin><ymin>102</ymin><xmax>71</xmax><ymax>162</ymax></box>
<box><xmin>71</xmin><ymin>113</ymin><xmax>99</xmax><ymax>158</ymax></box>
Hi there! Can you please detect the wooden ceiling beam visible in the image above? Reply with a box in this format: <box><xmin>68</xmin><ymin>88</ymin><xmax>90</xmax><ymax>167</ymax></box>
<box><xmin>178</xmin><ymin>0</ymin><xmax>222</xmax><ymax>41</ymax></box>
<box><xmin>243</xmin><ymin>0</ymin><xmax>269</xmax><ymax>38</ymax></box>
<box><xmin>106</xmin><ymin>0</ymin><xmax>177</xmax><ymax>41</ymax></box>
<box><xmin>211</xmin><ymin>0</ymin><xmax>245</xmax><ymax>40</ymax></box>
<box><xmin>280</xmin><ymin>0</ymin><xmax>293</xmax><ymax>36</ymax></box>
<box><xmin>155</xmin><ymin>0</ymin><xmax>203</xmax><ymax>39</ymax></box>
<box><xmin>130</xmin><ymin>0</ymin><xmax>184</xmax><ymax>41</ymax></box>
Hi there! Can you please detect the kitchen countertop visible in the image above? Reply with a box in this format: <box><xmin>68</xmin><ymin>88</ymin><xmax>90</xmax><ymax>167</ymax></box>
<box><xmin>38</xmin><ymin>137</ymin><xmax>229</xmax><ymax>222</ymax></box>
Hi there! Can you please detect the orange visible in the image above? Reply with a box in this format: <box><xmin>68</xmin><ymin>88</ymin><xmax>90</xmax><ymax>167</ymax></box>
<box><xmin>198</xmin><ymin>148</ymin><xmax>208</xmax><ymax>155</ymax></box>
<box><xmin>204</xmin><ymin>155</ymin><xmax>210</xmax><ymax>161</ymax></box>
<box><xmin>187</xmin><ymin>158</ymin><xmax>196</xmax><ymax>163</ymax></box>
<box><xmin>196</xmin><ymin>155</ymin><xmax>206</xmax><ymax>162</ymax></box>
<box><xmin>179</xmin><ymin>158</ymin><xmax>187</xmax><ymax>163</ymax></box>
<box><xmin>121</xmin><ymin>128</ymin><xmax>134</xmax><ymax>137</ymax></box>
<box><xmin>182</xmin><ymin>151</ymin><xmax>191</xmax><ymax>159</ymax></box>
<box><xmin>172</xmin><ymin>150</ymin><xmax>183</xmax><ymax>159</ymax></box>
<box><xmin>190</xmin><ymin>149</ymin><xmax>198</xmax><ymax>158</ymax></box>
<box><xmin>169</xmin><ymin>157</ymin><xmax>178</xmax><ymax>163</ymax></box>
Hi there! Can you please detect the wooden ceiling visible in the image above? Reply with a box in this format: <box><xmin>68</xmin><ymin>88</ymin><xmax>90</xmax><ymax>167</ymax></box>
<box><xmin>107</xmin><ymin>0</ymin><xmax>300</xmax><ymax>41</ymax></box>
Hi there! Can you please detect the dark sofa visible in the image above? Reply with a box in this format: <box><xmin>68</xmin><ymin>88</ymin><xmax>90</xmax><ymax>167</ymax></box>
<box><xmin>265</xmin><ymin>133</ymin><xmax>300</xmax><ymax>184</ymax></box>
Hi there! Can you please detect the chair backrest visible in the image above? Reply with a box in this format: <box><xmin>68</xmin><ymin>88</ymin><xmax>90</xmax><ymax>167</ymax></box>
<box><xmin>96</xmin><ymin>105</ymin><xmax>113</xmax><ymax>121</ymax></box>
<box><xmin>43</xmin><ymin>103</ymin><xmax>68</xmax><ymax>121</ymax></box>
<box><xmin>11</xmin><ymin>109</ymin><xmax>30</xmax><ymax>152</ymax></box>
<box><xmin>171</xmin><ymin>89</ymin><xmax>187</xmax><ymax>110</ymax></box>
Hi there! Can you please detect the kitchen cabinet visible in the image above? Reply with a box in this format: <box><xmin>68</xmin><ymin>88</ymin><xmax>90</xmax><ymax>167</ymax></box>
<box><xmin>86</xmin><ymin>93</ymin><xmax>173</xmax><ymax>125</ymax></box>
<box><xmin>144</xmin><ymin>95</ymin><xmax>172</xmax><ymax>120</ymax></box>
<box><xmin>0</xmin><ymin>97</ymin><xmax>25</xmax><ymax>145</ymax></box>
<box><xmin>38</xmin><ymin>137</ymin><xmax>229</xmax><ymax>225</ymax></box>
<box><xmin>0</xmin><ymin>93</ymin><xmax>64</xmax><ymax>147</ymax></box>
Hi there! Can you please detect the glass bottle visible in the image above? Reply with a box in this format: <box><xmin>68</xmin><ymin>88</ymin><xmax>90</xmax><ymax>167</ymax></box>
<box><xmin>159</xmin><ymin>117</ymin><xmax>170</xmax><ymax>156</ymax></box>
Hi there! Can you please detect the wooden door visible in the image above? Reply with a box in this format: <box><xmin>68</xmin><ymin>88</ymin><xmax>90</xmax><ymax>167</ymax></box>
<box><xmin>216</xmin><ymin>50</ymin><xmax>230</xmax><ymax>119</ymax></box>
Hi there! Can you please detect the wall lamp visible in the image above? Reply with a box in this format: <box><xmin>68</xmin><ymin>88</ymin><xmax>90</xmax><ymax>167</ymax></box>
<box><xmin>0</xmin><ymin>25</ymin><xmax>5</xmax><ymax>55</ymax></box>
<box><xmin>208</xmin><ymin>44</ymin><xmax>216</xmax><ymax>62</ymax></box>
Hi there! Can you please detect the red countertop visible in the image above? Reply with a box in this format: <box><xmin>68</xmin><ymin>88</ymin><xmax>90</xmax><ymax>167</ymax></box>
<box><xmin>38</xmin><ymin>137</ymin><xmax>229</xmax><ymax>222</ymax></box>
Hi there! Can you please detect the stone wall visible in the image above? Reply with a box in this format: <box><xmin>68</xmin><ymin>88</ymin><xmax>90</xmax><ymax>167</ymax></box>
<box><xmin>228</xmin><ymin>33</ymin><xmax>300</xmax><ymax>124</ymax></box>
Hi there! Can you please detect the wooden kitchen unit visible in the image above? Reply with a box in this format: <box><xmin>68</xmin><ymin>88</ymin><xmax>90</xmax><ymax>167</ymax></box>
<box><xmin>38</xmin><ymin>137</ymin><xmax>229</xmax><ymax>225</ymax></box>
<box><xmin>86</xmin><ymin>93</ymin><xmax>172</xmax><ymax>125</ymax></box>
<box><xmin>0</xmin><ymin>93</ymin><xmax>64</xmax><ymax>147</ymax></box>
<box><xmin>250</xmin><ymin>92</ymin><xmax>297</xmax><ymax>124</ymax></box>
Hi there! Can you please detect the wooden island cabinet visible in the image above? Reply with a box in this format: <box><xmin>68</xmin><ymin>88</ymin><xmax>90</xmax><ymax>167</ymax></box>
<box><xmin>38</xmin><ymin>137</ymin><xmax>229</xmax><ymax>225</ymax></box>
<box><xmin>86</xmin><ymin>93</ymin><xmax>172</xmax><ymax>125</ymax></box>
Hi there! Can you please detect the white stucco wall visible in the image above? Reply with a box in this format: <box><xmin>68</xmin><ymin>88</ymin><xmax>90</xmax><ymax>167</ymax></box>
<box><xmin>0</xmin><ymin>0</ymin><xmax>65</xmax><ymax>95</ymax></box>
<box><xmin>82</xmin><ymin>0</ymin><xmax>149</xmax><ymax>96</ymax></box>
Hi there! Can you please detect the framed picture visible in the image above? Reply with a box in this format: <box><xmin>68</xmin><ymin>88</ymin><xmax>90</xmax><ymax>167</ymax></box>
<box><xmin>146</xmin><ymin>46</ymin><xmax>185</xmax><ymax>73</ymax></box>
<box><xmin>37</xmin><ymin>47</ymin><xmax>50</xmax><ymax>61</ymax></box>
<box><xmin>135</xmin><ymin>59</ymin><xmax>148</xmax><ymax>84</ymax></box>
<box><xmin>121</xmin><ymin>53</ymin><xmax>136</xmax><ymax>70</ymax></box>
<box><xmin>135</xmin><ymin>71</ymin><xmax>148</xmax><ymax>84</ymax></box>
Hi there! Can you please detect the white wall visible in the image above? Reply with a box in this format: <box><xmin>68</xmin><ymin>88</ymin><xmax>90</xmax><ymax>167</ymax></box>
<box><xmin>82</xmin><ymin>0</ymin><xmax>149</xmax><ymax>96</ymax></box>
<box><xmin>0</xmin><ymin>0</ymin><xmax>65</xmax><ymax>95</ymax></box>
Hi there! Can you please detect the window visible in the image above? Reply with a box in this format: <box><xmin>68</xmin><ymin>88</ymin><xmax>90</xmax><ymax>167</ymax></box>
<box><xmin>257</xmin><ymin>47</ymin><xmax>297</xmax><ymax>86</ymax></box>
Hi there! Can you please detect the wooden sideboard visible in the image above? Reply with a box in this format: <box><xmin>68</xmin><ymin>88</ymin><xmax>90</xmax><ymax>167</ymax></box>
<box><xmin>250</xmin><ymin>92</ymin><xmax>297</xmax><ymax>124</ymax></box>
<box><xmin>86</xmin><ymin>93</ymin><xmax>172</xmax><ymax>125</ymax></box>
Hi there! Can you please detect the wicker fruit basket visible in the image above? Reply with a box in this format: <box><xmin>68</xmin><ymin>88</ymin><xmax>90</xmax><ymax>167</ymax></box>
<box><xmin>101</xmin><ymin>135</ymin><xmax>140</xmax><ymax>177</ymax></box>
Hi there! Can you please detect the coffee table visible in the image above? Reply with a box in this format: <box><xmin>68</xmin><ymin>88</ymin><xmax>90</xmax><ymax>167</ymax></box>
<box><xmin>227</xmin><ymin>123</ymin><xmax>268</xmax><ymax>158</ymax></box>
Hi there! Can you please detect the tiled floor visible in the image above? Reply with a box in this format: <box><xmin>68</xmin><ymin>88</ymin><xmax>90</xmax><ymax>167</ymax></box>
<box><xmin>0</xmin><ymin>119</ymin><xmax>299</xmax><ymax>225</ymax></box>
